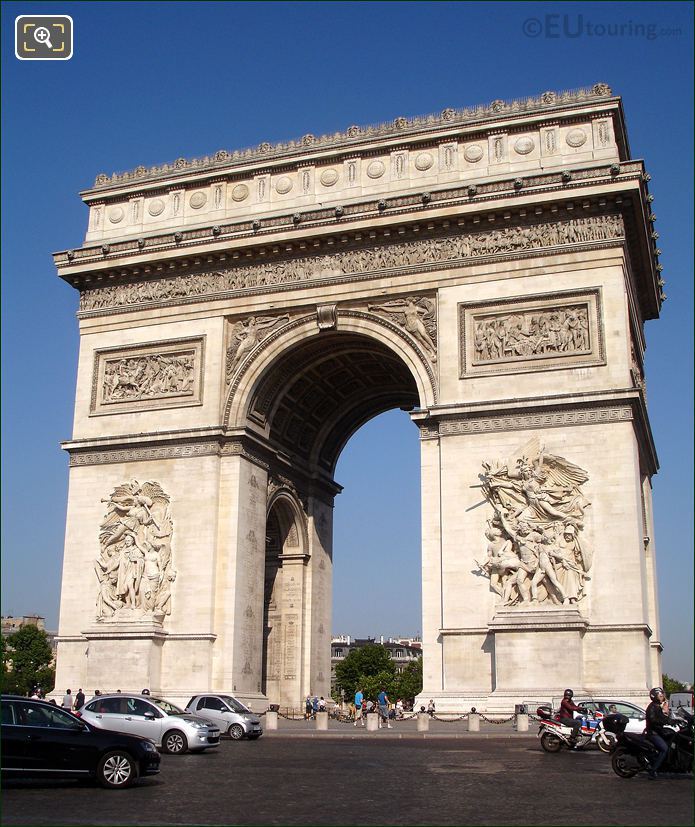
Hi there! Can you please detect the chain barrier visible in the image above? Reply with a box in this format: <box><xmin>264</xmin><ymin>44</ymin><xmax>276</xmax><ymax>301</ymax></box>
<box><xmin>431</xmin><ymin>713</ymin><xmax>469</xmax><ymax>722</ymax></box>
<box><xmin>479</xmin><ymin>714</ymin><xmax>516</xmax><ymax>724</ymax></box>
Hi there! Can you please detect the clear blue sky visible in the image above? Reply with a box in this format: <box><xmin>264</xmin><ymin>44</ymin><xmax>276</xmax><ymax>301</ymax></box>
<box><xmin>2</xmin><ymin>2</ymin><xmax>692</xmax><ymax>680</ymax></box>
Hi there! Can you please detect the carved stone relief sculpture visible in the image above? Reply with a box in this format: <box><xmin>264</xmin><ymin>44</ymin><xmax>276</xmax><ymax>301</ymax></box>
<box><xmin>91</xmin><ymin>338</ymin><xmax>204</xmax><ymax>415</ymax></box>
<box><xmin>475</xmin><ymin>437</ymin><xmax>592</xmax><ymax>608</ymax></box>
<box><xmin>94</xmin><ymin>480</ymin><xmax>176</xmax><ymax>622</ymax></box>
<box><xmin>368</xmin><ymin>296</ymin><xmax>437</xmax><ymax>361</ymax></box>
<box><xmin>460</xmin><ymin>289</ymin><xmax>603</xmax><ymax>377</ymax></box>
<box><xmin>225</xmin><ymin>314</ymin><xmax>290</xmax><ymax>381</ymax></box>
<box><xmin>80</xmin><ymin>215</ymin><xmax>624</xmax><ymax>312</ymax></box>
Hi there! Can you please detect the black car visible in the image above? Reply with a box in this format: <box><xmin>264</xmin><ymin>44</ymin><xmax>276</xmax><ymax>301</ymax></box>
<box><xmin>1</xmin><ymin>695</ymin><xmax>161</xmax><ymax>788</ymax></box>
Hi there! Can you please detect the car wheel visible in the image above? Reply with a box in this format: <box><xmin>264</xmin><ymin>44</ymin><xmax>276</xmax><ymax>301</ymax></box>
<box><xmin>97</xmin><ymin>751</ymin><xmax>138</xmax><ymax>789</ymax></box>
<box><xmin>611</xmin><ymin>747</ymin><xmax>639</xmax><ymax>778</ymax></box>
<box><xmin>540</xmin><ymin>732</ymin><xmax>563</xmax><ymax>753</ymax></box>
<box><xmin>228</xmin><ymin>723</ymin><xmax>245</xmax><ymax>740</ymax></box>
<box><xmin>162</xmin><ymin>729</ymin><xmax>188</xmax><ymax>754</ymax></box>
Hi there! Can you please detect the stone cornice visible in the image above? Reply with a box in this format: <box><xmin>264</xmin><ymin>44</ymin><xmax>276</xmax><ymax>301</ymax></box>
<box><xmin>413</xmin><ymin>389</ymin><xmax>658</xmax><ymax>476</ymax></box>
<box><xmin>56</xmin><ymin>162</ymin><xmax>644</xmax><ymax>273</ymax></box>
<box><xmin>83</xmin><ymin>84</ymin><xmax>618</xmax><ymax>195</ymax></box>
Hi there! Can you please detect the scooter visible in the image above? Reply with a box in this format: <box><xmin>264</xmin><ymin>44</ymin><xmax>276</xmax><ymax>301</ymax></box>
<box><xmin>609</xmin><ymin>710</ymin><xmax>693</xmax><ymax>778</ymax></box>
<box><xmin>536</xmin><ymin>705</ymin><xmax>599</xmax><ymax>752</ymax></box>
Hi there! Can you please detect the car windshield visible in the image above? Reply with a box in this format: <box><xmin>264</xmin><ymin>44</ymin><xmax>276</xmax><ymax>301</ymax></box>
<box><xmin>219</xmin><ymin>695</ymin><xmax>250</xmax><ymax>713</ymax></box>
<box><xmin>150</xmin><ymin>698</ymin><xmax>184</xmax><ymax>715</ymax></box>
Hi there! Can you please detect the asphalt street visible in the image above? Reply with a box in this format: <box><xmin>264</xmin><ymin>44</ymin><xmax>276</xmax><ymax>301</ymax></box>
<box><xmin>3</xmin><ymin>734</ymin><xmax>693</xmax><ymax>826</ymax></box>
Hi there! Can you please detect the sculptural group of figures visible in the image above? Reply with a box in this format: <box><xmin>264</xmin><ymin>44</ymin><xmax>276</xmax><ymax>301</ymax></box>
<box><xmin>102</xmin><ymin>354</ymin><xmax>195</xmax><ymax>403</ymax></box>
<box><xmin>477</xmin><ymin>438</ymin><xmax>592</xmax><ymax>606</ymax></box>
<box><xmin>80</xmin><ymin>215</ymin><xmax>624</xmax><ymax>312</ymax></box>
<box><xmin>474</xmin><ymin>305</ymin><xmax>590</xmax><ymax>362</ymax></box>
<box><xmin>94</xmin><ymin>480</ymin><xmax>176</xmax><ymax>620</ymax></box>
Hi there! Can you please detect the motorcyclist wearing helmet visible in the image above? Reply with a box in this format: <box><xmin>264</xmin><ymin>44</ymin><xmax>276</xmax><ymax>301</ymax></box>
<box><xmin>645</xmin><ymin>687</ymin><xmax>670</xmax><ymax>778</ymax></box>
<box><xmin>559</xmin><ymin>689</ymin><xmax>583</xmax><ymax>742</ymax></box>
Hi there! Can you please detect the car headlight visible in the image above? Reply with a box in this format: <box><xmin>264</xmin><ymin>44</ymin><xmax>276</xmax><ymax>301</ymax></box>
<box><xmin>142</xmin><ymin>740</ymin><xmax>157</xmax><ymax>752</ymax></box>
<box><xmin>189</xmin><ymin>721</ymin><xmax>207</xmax><ymax>729</ymax></box>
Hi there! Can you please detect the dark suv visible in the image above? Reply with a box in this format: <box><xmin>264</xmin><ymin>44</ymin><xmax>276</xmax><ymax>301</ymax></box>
<box><xmin>1</xmin><ymin>695</ymin><xmax>160</xmax><ymax>788</ymax></box>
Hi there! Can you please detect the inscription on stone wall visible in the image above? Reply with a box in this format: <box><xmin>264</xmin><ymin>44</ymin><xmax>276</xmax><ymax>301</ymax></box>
<box><xmin>80</xmin><ymin>215</ymin><xmax>624</xmax><ymax>312</ymax></box>
<box><xmin>460</xmin><ymin>290</ymin><xmax>604</xmax><ymax>377</ymax></box>
<box><xmin>91</xmin><ymin>337</ymin><xmax>204</xmax><ymax>414</ymax></box>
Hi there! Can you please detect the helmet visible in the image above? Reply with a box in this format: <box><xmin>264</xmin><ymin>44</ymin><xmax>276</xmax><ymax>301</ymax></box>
<box><xmin>563</xmin><ymin>689</ymin><xmax>574</xmax><ymax>699</ymax></box>
<box><xmin>649</xmin><ymin>687</ymin><xmax>664</xmax><ymax>701</ymax></box>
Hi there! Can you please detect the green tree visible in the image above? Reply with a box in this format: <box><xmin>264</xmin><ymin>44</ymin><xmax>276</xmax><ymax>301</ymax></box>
<box><xmin>2</xmin><ymin>626</ymin><xmax>55</xmax><ymax>696</ymax></box>
<box><xmin>395</xmin><ymin>657</ymin><xmax>423</xmax><ymax>704</ymax></box>
<box><xmin>335</xmin><ymin>644</ymin><xmax>396</xmax><ymax>699</ymax></box>
<box><xmin>662</xmin><ymin>674</ymin><xmax>687</xmax><ymax>696</ymax></box>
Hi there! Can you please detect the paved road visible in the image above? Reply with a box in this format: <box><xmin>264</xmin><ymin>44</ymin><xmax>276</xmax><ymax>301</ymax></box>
<box><xmin>3</xmin><ymin>735</ymin><xmax>692</xmax><ymax>825</ymax></box>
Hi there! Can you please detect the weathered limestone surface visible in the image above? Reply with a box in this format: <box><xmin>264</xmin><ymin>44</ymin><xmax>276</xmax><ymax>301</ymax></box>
<box><xmin>53</xmin><ymin>86</ymin><xmax>663</xmax><ymax>710</ymax></box>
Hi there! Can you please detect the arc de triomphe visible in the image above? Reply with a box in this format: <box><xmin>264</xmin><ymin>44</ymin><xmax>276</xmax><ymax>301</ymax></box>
<box><xmin>53</xmin><ymin>85</ymin><xmax>663</xmax><ymax>710</ymax></box>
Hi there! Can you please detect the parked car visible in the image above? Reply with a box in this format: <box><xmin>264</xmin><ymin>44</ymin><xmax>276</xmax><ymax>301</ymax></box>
<box><xmin>79</xmin><ymin>694</ymin><xmax>220</xmax><ymax>754</ymax></box>
<box><xmin>185</xmin><ymin>694</ymin><xmax>263</xmax><ymax>740</ymax></box>
<box><xmin>1</xmin><ymin>695</ymin><xmax>160</xmax><ymax>788</ymax></box>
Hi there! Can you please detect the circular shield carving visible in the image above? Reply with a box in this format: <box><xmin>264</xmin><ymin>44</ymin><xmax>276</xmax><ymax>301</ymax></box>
<box><xmin>366</xmin><ymin>160</ymin><xmax>385</xmax><ymax>179</ymax></box>
<box><xmin>514</xmin><ymin>137</ymin><xmax>535</xmax><ymax>155</ymax></box>
<box><xmin>566</xmin><ymin>128</ymin><xmax>587</xmax><ymax>148</ymax></box>
<box><xmin>108</xmin><ymin>206</ymin><xmax>125</xmax><ymax>224</ymax></box>
<box><xmin>147</xmin><ymin>199</ymin><xmax>165</xmax><ymax>217</ymax></box>
<box><xmin>320</xmin><ymin>168</ymin><xmax>339</xmax><ymax>187</ymax></box>
<box><xmin>415</xmin><ymin>153</ymin><xmax>434</xmax><ymax>171</ymax></box>
<box><xmin>275</xmin><ymin>176</ymin><xmax>293</xmax><ymax>194</ymax></box>
<box><xmin>231</xmin><ymin>184</ymin><xmax>249</xmax><ymax>202</ymax></box>
<box><xmin>463</xmin><ymin>144</ymin><xmax>484</xmax><ymax>163</ymax></box>
<box><xmin>189</xmin><ymin>191</ymin><xmax>208</xmax><ymax>209</ymax></box>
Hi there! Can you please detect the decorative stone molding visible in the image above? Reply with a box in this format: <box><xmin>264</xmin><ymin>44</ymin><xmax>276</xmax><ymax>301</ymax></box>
<box><xmin>436</xmin><ymin>404</ymin><xmax>633</xmax><ymax>436</ymax></box>
<box><xmin>79</xmin><ymin>214</ymin><xmax>624</xmax><ymax>313</ymax></box>
<box><xmin>91</xmin><ymin>337</ymin><xmax>204</xmax><ymax>415</ymax></box>
<box><xmin>459</xmin><ymin>288</ymin><xmax>604</xmax><ymax>378</ymax></box>
<box><xmin>94</xmin><ymin>480</ymin><xmax>176</xmax><ymax>622</ymax></box>
<box><xmin>316</xmin><ymin>304</ymin><xmax>337</xmax><ymax>330</ymax></box>
<box><xmin>477</xmin><ymin>438</ymin><xmax>592</xmax><ymax>608</ymax></box>
<box><xmin>89</xmin><ymin>85</ymin><xmax>613</xmax><ymax>191</ymax></box>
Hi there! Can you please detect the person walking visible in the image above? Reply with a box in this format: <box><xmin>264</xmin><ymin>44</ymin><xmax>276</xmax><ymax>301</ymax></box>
<box><xmin>377</xmin><ymin>688</ymin><xmax>392</xmax><ymax>729</ymax></box>
<box><xmin>305</xmin><ymin>696</ymin><xmax>312</xmax><ymax>720</ymax></box>
<box><xmin>354</xmin><ymin>688</ymin><xmax>365</xmax><ymax>727</ymax></box>
<box><xmin>396</xmin><ymin>698</ymin><xmax>404</xmax><ymax>719</ymax></box>
<box><xmin>312</xmin><ymin>695</ymin><xmax>319</xmax><ymax>719</ymax></box>
<box><xmin>74</xmin><ymin>688</ymin><xmax>86</xmax><ymax>710</ymax></box>
<box><xmin>61</xmin><ymin>689</ymin><xmax>73</xmax><ymax>710</ymax></box>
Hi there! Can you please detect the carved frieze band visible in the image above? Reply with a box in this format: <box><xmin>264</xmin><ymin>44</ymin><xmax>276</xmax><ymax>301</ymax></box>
<box><xmin>419</xmin><ymin>404</ymin><xmax>633</xmax><ymax>439</ymax></box>
<box><xmin>459</xmin><ymin>289</ymin><xmax>604</xmax><ymax>377</ymax></box>
<box><xmin>91</xmin><ymin>337</ymin><xmax>204</xmax><ymax>415</ymax></box>
<box><xmin>68</xmin><ymin>439</ymin><xmax>270</xmax><ymax>469</ymax></box>
<box><xmin>79</xmin><ymin>215</ymin><xmax>624</xmax><ymax>313</ymax></box>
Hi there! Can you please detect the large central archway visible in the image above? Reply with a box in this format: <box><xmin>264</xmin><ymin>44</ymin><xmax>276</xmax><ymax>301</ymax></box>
<box><xmin>239</xmin><ymin>323</ymin><xmax>427</xmax><ymax>706</ymax></box>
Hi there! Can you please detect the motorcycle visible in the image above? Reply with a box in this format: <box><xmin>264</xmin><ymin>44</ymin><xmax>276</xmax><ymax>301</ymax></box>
<box><xmin>609</xmin><ymin>710</ymin><xmax>693</xmax><ymax>779</ymax></box>
<box><xmin>536</xmin><ymin>705</ymin><xmax>600</xmax><ymax>753</ymax></box>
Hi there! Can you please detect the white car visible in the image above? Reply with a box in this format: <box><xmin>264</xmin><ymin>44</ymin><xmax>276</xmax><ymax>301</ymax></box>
<box><xmin>80</xmin><ymin>694</ymin><xmax>220</xmax><ymax>754</ymax></box>
<box><xmin>185</xmin><ymin>694</ymin><xmax>263</xmax><ymax>740</ymax></box>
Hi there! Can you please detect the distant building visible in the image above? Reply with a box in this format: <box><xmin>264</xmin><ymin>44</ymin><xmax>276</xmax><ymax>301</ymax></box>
<box><xmin>1</xmin><ymin>615</ymin><xmax>58</xmax><ymax>661</ymax></box>
<box><xmin>330</xmin><ymin>635</ymin><xmax>422</xmax><ymax>695</ymax></box>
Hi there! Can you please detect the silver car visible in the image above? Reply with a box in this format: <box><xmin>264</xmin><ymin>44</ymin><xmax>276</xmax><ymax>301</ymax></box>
<box><xmin>185</xmin><ymin>694</ymin><xmax>263</xmax><ymax>740</ymax></box>
<box><xmin>79</xmin><ymin>694</ymin><xmax>220</xmax><ymax>754</ymax></box>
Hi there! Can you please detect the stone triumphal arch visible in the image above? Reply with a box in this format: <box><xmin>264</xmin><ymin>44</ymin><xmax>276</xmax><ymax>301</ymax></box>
<box><xmin>54</xmin><ymin>85</ymin><xmax>664</xmax><ymax>709</ymax></box>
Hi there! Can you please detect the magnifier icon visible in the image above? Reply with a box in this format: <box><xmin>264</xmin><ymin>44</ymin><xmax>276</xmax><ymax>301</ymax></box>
<box><xmin>34</xmin><ymin>26</ymin><xmax>53</xmax><ymax>49</ymax></box>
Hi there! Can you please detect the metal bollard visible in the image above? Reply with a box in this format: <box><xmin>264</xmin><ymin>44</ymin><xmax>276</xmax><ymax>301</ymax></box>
<box><xmin>417</xmin><ymin>712</ymin><xmax>429</xmax><ymax>731</ymax></box>
<box><xmin>468</xmin><ymin>712</ymin><xmax>480</xmax><ymax>732</ymax></box>
<box><xmin>516</xmin><ymin>712</ymin><xmax>529</xmax><ymax>733</ymax></box>
<box><xmin>266</xmin><ymin>710</ymin><xmax>278</xmax><ymax>730</ymax></box>
<box><xmin>366</xmin><ymin>712</ymin><xmax>379</xmax><ymax>731</ymax></box>
<box><xmin>315</xmin><ymin>711</ymin><xmax>328</xmax><ymax>731</ymax></box>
